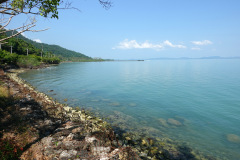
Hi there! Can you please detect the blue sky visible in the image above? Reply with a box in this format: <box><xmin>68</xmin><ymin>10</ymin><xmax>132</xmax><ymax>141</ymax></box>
<box><xmin>8</xmin><ymin>0</ymin><xmax>240</xmax><ymax>59</ymax></box>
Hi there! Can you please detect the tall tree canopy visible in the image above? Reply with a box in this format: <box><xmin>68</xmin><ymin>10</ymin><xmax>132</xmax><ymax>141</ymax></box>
<box><xmin>0</xmin><ymin>0</ymin><xmax>112</xmax><ymax>43</ymax></box>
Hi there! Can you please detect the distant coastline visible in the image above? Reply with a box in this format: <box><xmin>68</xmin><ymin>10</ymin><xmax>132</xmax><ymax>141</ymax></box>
<box><xmin>147</xmin><ymin>56</ymin><xmax>240</xmax><ymax>60</ymax></box>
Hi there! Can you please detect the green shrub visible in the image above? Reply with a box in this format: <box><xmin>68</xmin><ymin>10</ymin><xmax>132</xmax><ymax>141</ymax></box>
<box><xmin>0</xmin><ymin>50</ymin><xmax>18</xmax><ymax>65</ymax></box>
<box><xmin>17</xmin><ymin>55</ymin><xmax>40</xmax><ymax>68</ymax></box>
<box><xmin>42</xmin><ymin>57</ymin><xmax>60</xmax><ymax>64</ymax></box>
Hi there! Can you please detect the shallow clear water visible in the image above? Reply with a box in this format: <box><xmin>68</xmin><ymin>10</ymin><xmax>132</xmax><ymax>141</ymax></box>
<box><xmin>20</xmin><ymin>60</ymin><xmax>240</xmax><ymax>160</ymax></box>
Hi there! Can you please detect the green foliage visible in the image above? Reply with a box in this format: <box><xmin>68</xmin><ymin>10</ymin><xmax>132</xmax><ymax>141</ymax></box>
<box><xmin>0</xmin><ymin>137</ymin><xmax>23</xmax><ymax>160</ymax></box>
<box><xmin>17</xmin><ymin>55</ymin><xmax>40</xmax><ymax>68</ymax></box>
<box><xmin>16</xmin><ymin>33</ymin><xmax>95</xmax><ymax>62</ymax></box>
<box><xmin>2</xmin><ymin>36</ymin><xmax>41</xmax><ymax>56</ymax></box>
<box><xmin>0</xmin><ymin>50</ymin><xmax>19</xmax><ymax>64</ymax></box>
<box><xmin>7</xmin><ymin>0</ymin><xmax>61</xmax><ymax>19</ymax></box>
<box><xmin>1</xmin><ymin>30</ymin><xmax>107</xmax><ymax>66</ymax></box>
<box><xmin>0</xmin><ymin>31</ymin><xmax>61</xmax><ymax>67</ymax></box>
<box><xmin>2</xmin><ymin>0</ymin><xmax>111</xmax><ymax>19</ymax></box>
<box><xmin>42</xmin><ymin>57</ymin><xmax>60</xmax><ymax>64</ymax></box>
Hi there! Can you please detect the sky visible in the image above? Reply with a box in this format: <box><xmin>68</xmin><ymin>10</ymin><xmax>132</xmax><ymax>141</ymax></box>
<box><xmin>7</xmin><ymin>0</ymin><xmax>240</xmax><ymax>60</ymax></box>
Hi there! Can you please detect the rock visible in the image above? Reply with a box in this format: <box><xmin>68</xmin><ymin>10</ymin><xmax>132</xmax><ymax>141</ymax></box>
<box><xmin>92</xmin><ymin>146</ymin><xmax>110</xmax><ymax>156</ymax></box>
<box><xmin>59</xmin><ymin>150</ymin><xmax>71</xmax><ymax>159</ymax></box>
<box><xmin>85</xmin><ymin>136</ymin><xmax>97</xmax><ymax>143</ymax></box>
<box><xmin>125</xmin><ymin>137</ymin><xmax>131</xmax><ymax>141</ymax></box>
<box><xmin>141</xmin><ymin>139</ymin><xmax>148</xmax><ymax>146</ymax></box>
<box><xmin>41</xmin><ymin>137</ymin><xmax>53</xmax><ymax>146</ymax></box>
<box><xmin>91</xmin><ymin>99</ymin><xmax>99</xmax><ymax>102</ymax></box>
<box><xmin>72</xmin><ymin>127</ymin><xmax>81</xmax><ymax>133</ymax></box>
<box><xmin>167</xmin><ymin>118</ymin><xmax>182</xmax><ymax>126</ymax></box>
<box><xmin>149</xmin><ymin>147</ymin><xmax>158</xmax><ymax>156</ymax></box>
<box><xmin>140</xmin><ymin>152</ymin><xmax>148</xmax><ymax>157</ymax></box>
<box><xmin>68</xmin><ymin>150</ymin><xmax>77</xmax><ymax>156</ymax></box>
<box><xmin>44</xmin><ymin>119</ymin><xmax>53</xmax><ymax>125</ymax></box>
<box><xmin>63</xmin><ymin>106</ymin><xmax>72</xmax><ymax>113</ymax></box>
<box><xmin>129</xmin><ymin>103</ymin><xmax>137</xmax><ymax>107</ymax></box>
<box><xmin>158</xmin><ymin>118</ymin><xmax>168</xmax><ymax>127</ymax></box>
<box><xmin>66</xmin><ymin>133</ymin><xmax>74</xmax><ymax>140</ymax></box>
<box><xmin>227</xmin><ymin>134</ymin><xmax>240</xmax><ymax>143</ymax></box>
<box><xmin>20</xmin><ymin>107</ymin><xmax>31</xmax><ymax>111</ymax></box>
<box><xmin>110</xmin><ymin>102</ymin><xmax>120</xmax><ymax>106</ymax></box>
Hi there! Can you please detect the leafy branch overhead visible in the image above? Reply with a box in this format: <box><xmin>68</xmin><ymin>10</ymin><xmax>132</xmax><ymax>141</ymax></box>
<box><xmin>0</xmin><ymin>0</ymin><xmax>112</xmax><ymax>42</ymax></box>
<box><xmin>1</xmin><ymin>0</ymin><xmax>112</xmax><ymax>18</ymax></box>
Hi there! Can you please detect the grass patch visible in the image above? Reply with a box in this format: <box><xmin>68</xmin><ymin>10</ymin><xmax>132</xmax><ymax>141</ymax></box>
<box><xmin>0</xmin><ymin>85</ymin><xmax>13</xmax><ymax>108</ymax></box>
<box><xmin>0</xmin><ymin>85</ymin><xmax>9</xmax><ymax>97</ymax></box>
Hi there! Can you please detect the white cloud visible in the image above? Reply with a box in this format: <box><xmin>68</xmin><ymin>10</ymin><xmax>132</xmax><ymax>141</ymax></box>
<box><xmin>191</xmin><ymin>40</ymin><xmax>212</xmax><ymax>45</ymax></box>
<box><xmin>33</xmin><ymin>39</ymin><xmax>42</xmax><ymax>43</ymax></box>
<box><xmin>163</xmin><ymin>40</ymin><xmax>186</xmax><ymax>48</ymax></box>
<box><xmin>113</xmin><ymin>39</ymin><xmax>186</xmax><ymax>50</ymax></box>
<box><xmin>21</xmin><ymin>33</ymin><xmax>27</xmax><ymax>37</ymax></box>
<box><xmin>191</xmin><ymin>47</ymin><xmax>201</xmax><ymax>50</ymax></box>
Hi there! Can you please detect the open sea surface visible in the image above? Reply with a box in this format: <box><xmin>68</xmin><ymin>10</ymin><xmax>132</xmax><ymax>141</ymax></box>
<box><xmin>20</xmin><ymin>59</ymin><xmax>240</xmax><ymax>160</ymax></box>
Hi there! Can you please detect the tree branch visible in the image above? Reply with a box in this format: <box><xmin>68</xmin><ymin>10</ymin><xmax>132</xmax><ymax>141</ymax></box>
<box><xmin>0</xmin><ymin>15</ymin><xmax>14</xmax><ymax>30</ymax></box>
<box><xmin>29</xmin><ymin>27</ymin><xmax>50</xmax><ymax>32</ymax></box>
<box><xmin>0</xmin><ymin>22</ymin><xmax>34</xmax><ymax>34</ymax></box>
<box><xmin>0</xmin><ymin>23</ymin><xmax>36</xmax><ymax>42</ymax></box>
<box><xmin>99</xmin><ymin>0</ymin><xmax>112</xmax><ymax>9</ymax></box>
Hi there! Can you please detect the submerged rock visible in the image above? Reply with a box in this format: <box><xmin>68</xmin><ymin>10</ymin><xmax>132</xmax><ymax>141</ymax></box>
<box><xmin>167</xmin><ymin>118</ymin><xmax>182</xmax><ymax>126</ymax></box>
<box><xmin>91</xmin><ymin>99</ymin><xmax>99</xmax><ymax>102</ymax></box>
<box><xmin>129</xmin><ymin>103</ymin><xmax>137</xmax><ymax>107</ymax></box>
<box><xmin>174</xmin><ymin>116</ymin><xmax>189</xmax><ymax>124</ymax></box>
<box><xmin>158</xmin><ymin>118</ymin><xmax>169</xmax><ymax>127</ymax></box>
<box><xmin>110</xmin><ymin>102</ymin><xmax>120</xmax><ymax>106</ymax></box>
<box><xmin>226</xmin><ymin>134</ymin><xmax>240</xmax><ymax>143</ymax></box>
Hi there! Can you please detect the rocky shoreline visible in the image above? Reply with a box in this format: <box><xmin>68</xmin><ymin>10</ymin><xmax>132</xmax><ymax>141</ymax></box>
<box><xmin>1</xmin><ymin>69</ymin><xmax>140</xmax><ymax>160</ymax></box>
<box><xmin>0</xmin><ymin>68</ymin><xmax>218</xmax><ymax>160</ymax></box>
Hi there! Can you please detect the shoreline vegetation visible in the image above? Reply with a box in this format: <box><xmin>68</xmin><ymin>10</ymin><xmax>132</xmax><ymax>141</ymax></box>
<box><xmin>0</xmin><ymin>65</ymin><xmax>217</xmax><ymax>160</ymax></box>
<box><xmin>0</xmin><ymin>29</ymin><xmax>113</xmax><ymax>70</ymax></box>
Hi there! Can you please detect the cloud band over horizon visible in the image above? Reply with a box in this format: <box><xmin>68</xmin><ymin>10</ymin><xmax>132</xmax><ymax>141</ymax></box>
<box><xmin>191</xmin><ymin>40</ymin><xmax>213</xmax><ymax>45</ymax></box>
<box><xmin>113</xmin><ymin>39</ymin><xmax>186</xmax><ymax>50</ymax></box>
<box><xmin>113</xmin><ymin>39</ymin><xmax>213</xmax><ymax>51</ymax></box>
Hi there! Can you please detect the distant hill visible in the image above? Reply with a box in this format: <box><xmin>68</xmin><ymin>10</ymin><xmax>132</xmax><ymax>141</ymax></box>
<box><xmin>147</xmin><ymin>56</ymin><xmax>240</xmax><ymax>60</ymax></box>
<box><xmin>7</xmin><ymin>31</ymin><xmax>93</xmax><ymax>61</ymax></box>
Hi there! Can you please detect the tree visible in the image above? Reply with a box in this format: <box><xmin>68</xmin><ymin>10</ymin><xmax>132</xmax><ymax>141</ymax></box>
<box><xmin>0</xmin><ymin>0</ymin><xmax>112</xmax><ymax>43</ymax></box>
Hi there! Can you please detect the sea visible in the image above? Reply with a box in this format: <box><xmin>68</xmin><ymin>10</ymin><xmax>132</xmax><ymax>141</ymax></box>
<box><xmin>20</xmin><ymin>59</ymin><xmax>240</xmax><ymax>160</ymax></box>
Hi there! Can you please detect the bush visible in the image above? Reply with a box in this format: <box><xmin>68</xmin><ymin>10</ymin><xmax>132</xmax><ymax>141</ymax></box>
<box><xmin>0</xmin><ymin>50</ymin><xmax>18</xmax><ymax>65</ymax></box>
<box><xmin>17</xmin><ymin>55</ymin><xmax>40</xmax><ymax>68</ymax></box>
<box><xmin>42</xmin><ymin>57</ymin><xmax>60</xmax><ymax>64</ymax></box>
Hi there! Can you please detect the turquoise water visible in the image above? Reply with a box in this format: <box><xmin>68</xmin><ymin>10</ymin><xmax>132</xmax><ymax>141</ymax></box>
<box><xmin>20</xmin><ymin>60</ymin><xmax>240</xmax><ymax>159</ymax></box>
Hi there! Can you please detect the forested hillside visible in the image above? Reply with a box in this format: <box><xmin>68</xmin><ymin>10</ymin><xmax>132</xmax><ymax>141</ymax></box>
<box><xmin>1</xmin><ymin>30</ymin><xmax>61</xmax><ymax>68</ymax></box>
<box><xmin>13</xmin><ymin>33</ymin><xmax>94</xmax><ymax>62</ymax></box>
